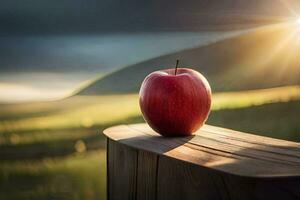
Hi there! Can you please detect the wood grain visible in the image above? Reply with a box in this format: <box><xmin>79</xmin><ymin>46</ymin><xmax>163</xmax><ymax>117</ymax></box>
<box><xmin>157</xmin><ymin>155</ymin><xmax>231</xmax><ymax>200</ymax></box>
<box><xmin>137</xmin><ymin>151</ymin><xmax>158</xmax><ymax>200</ymax></box>
<box><xmin>104</xmin><ymin>123</ymin><xmax>300</xmax><ymax>178</ymax></box>
<box><xmin>107</xmin><ymin>140</ymin><xmax>137</xmax><ymax>200</ymax></box>
<box><xmin>105</xmin><ymin>124</ymin><xmax>300</xmax><ymax>200</ymax></box>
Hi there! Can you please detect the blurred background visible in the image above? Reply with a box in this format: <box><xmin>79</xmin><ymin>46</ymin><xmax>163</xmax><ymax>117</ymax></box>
<box><xmin>1</xmin><ymin>0</ymin><xmax>300</xmax><ymax>199</ymax></box>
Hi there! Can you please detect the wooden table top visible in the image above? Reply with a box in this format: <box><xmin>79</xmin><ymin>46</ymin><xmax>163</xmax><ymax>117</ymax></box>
<box><xmin>103</xmin><ymin>123</ymin><xmax>300</xmax><ymax>178</ymax></box>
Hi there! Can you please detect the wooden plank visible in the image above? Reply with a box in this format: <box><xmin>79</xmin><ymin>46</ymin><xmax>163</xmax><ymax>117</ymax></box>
<box><xmin>186</xmin><ymin>135</ymin><xmax>300</xmax><ymax>165</ymax></box>
<box><xmin>129</xmin><ymin>123</ymin><xmax>300</xmax><ymax>165</ymax></box>
<box><xmin>130</xmin><ymin>123</ymin><xmax>300</xmax><ymax>155</ymax></box>
<box><xmin>202</xmin><ymin>125</ymin><xmax>300</xmax><ymax>149</ymax></box>
<box><xmin>137</xmin><ymin>151</ymin><xmax>158</xmax><ymax>200</ymax></box>
<box><xmin>157</xmin><ymin>155</ymin><xmax>231</xmax><ymax>200</ymax></box>
<box><xmin>201</xmin><ymin>125</ymin><xmax>300</xmax><ymax>155</ymax></box>
<box><xmin>107</xmin><ymin>139</ymin><xmax>137</xmax><ymax>200</ymax></box>
<box><xmin>157</xmin><ymin>156</ymin><xmax>300</xmax><ymax>200</ymax></box>
<box><xmin>104</xmin><ymin>123</ymin><xmax>300</xmax><ymax>178</ymax></box>
<box><xmin>219</xmin><ymin>175</ymin><xmax>300</xmax><ymax>200</ymax></box>
<box><xmin>129</xmin><ymin>124</ymin><xmax>300</xmax><ymax>165</ymax></box>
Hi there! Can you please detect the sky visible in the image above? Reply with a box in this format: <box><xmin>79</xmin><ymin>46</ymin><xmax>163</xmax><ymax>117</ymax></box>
<box><xmin>0</xmin><ymin>0</ymin><xmax>298</xmax><ymax>35</ymax></box>
<box><xmin>0</xmin><ymin>31</ymin><xmax>246</xmax><ymax>102</ymax></box>
<box><xmin>0</xmin><ymin>0</ymin><xmax>299</xmax><ymax>102</ymax></box>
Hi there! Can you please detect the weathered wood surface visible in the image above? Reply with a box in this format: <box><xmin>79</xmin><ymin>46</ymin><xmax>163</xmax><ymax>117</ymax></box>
<box><xmin>107</xmin><ymin>139</ymin><xmax>137</xmax><ymax>200</ymax></box>
<box><xmin>104</xmin><ymin>123</ymin><xmax>300</xmax><ymax>200</ymax></box>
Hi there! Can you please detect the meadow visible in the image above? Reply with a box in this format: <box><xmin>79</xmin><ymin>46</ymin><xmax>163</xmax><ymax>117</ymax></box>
<box><xmin>0</xmin><ymin>85</ymin><xmax>300</xmax><ymax>200</ymax></box>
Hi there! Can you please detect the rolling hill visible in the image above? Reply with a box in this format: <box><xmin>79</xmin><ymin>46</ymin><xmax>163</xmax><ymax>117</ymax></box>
<box><xmin>78</xmin><ymin>23</ymin><xmax>300</xmax><ymax>95</ymax></box>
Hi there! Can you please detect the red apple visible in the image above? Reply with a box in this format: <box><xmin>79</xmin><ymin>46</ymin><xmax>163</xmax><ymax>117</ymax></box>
<box><xmin>139</xmin><ymin>67</ymin><xmax>211</xmax><ymax>137</ymax></box>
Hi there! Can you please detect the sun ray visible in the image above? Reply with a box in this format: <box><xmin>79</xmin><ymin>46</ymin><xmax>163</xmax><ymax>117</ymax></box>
<box><xmin>278</xmin><ymin>0</ymin><xmax>299</xmax><ymax>16</ymax></box>
<box><xmin>274</xmin><ymin>32</ymin><xmax>300</xmax><ymax>82</ymax></box>
<box><xmin>255</xmin><ymin>26</ymin><xmax>298</xmax><ymax>69</ymax></box>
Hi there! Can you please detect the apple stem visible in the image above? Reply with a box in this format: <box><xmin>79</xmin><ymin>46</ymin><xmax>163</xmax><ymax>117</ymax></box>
<box><xmin>175</xmin><ymin>59</ymin><xmax>179</xmax><ymax>75</ymax></box>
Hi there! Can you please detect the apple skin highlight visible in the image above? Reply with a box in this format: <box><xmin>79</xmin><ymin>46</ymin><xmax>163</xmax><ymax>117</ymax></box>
<box><xmin>139</xmin><ymin>68</ymin><xmax>212</xmax><ymax>137</ymax></box>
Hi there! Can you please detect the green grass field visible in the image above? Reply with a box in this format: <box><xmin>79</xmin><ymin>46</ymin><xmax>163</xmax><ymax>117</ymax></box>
<box><xmin>0</xmin><ymin>85</ymin><xmax>300</xmax><ymax>199</ymax></box>
<box><xmin>0</xmin><ymin>150</ymin><xmax>106</xmax><ymax>200</ymax></box>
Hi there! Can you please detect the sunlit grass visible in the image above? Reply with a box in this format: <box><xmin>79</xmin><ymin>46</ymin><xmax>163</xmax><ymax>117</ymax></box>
<box><xmin>0</xmin><ymin>85</ymin><xmax>299</xmax><ymax>135</ymax></box>
<box><xmin>208</xmin><ymin>100</ymin><xmax>300</xmax><ymax>141</ymax></box>
<box><xmin>0</xmin><ymin>150</ymin><xmax>106</xmax><ymax>200</ymax></box>
<box><xmin>0</xmin><ymin>94</ymin><xmax>139</xmax><ymax>133</ymax></box>
<box><xmin>212</xmin><ymin>85</ymin><xmax>300</xmax><ymax>110</ymax></box>
<box><xmin>0</xmin><ymin>87</ymin><xmax>299</xmax><ymax>199</ymax></box>
<box><xmin>0</xmin><ymin>85</ymin><xmax>299</xmax><ymax>200</ymax></box>
<box><xmin>0</xmin><ymin>129</ymin><xmax>98</xmax><ymax>146</ymax></box>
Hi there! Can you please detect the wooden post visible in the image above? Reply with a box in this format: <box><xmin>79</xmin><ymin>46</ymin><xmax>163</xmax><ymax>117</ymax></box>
<box><xmin>104</xmin><ymin>123</ymin><xmax>300</xmax><ymax>200</ymax></box>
